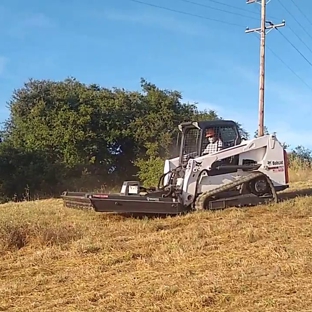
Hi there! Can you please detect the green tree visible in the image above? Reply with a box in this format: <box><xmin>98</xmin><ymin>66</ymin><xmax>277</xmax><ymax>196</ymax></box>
<box><xmin>0</xmin><ymin>76</ymin><xmax>255</xmax><ymax>199</ymax></box>
<box><xmin>254</xmin><ymin>126</ymin><xmax>270</xmax><ymax>138</ymax></box>
<box><xmin>3</xmin><ymin>77</ymin><xmax>220</xmax><ymax>193</ymax></box>
<box><xmin>4</xmin><ymin>78</ymin><xmax>142</xmax><ymax>177</ymax></box>
<box><xmin>288</xmin><ymin>145</ymin><xmax>312</xmax><ymax>166</ymax></box>
<box><xmin>0</xmin><ymin>142</ymin><xmax>60</xmax><ymax>202</ymax></box>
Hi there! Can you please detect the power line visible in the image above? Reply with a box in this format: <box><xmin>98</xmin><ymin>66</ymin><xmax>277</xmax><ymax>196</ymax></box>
<box><xmin>181</xmin><ymin>0</ymin><xmax>280</xmax><ymax>20</ymax></box>
<box><xmin>177</xmin><ymin>0</ymin><xmax>259</xmax><ymax>21</ymax></box>
<box><xmin>200</xmin><ymin>0</ymin><xmax>260</xmax><ymax>15</ymax></box>
<box><xmin>277</xmin><ymin>29</ymin><xmax>312</xmax><ymax>68</ymax></box>
<box><xmin>128</xmin><ymin>0</ymin><xmax>312</xmax><ymax>93</ymax></box>
<box><xmin>257</xmin><ymin>32</ymin><xmax>312</xmax><ymax>92</ymax></box>
<box><xmin>277</xmin><ymin>0</ymin><xmax>312</xmax><ymax>42</ymax></box>
<box><xmin>289</xmin><ymin>0</ymin><xmax>312</xmax><ymax>28</ymax></box>
<box><xmin>252</xmin><ymin>34</ymin><xmax>312</xmax><ymax>92</ymax></box>
<box><xmin>127</xmin><ymin>0</ymin><xmax>246</xmax><ymax>27</ymax></box>
<box><xmin>267</xmin><ymin>44</ymin><xmax>312</xmax><ymax>92</ymax></box>
<box><xmin>287</xmin><ymin>25</ymin><xmax>312</xmax><ymax>56</ymax></box>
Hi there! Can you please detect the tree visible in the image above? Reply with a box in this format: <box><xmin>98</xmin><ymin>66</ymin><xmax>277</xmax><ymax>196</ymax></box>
<box><xmin>4</xmin><ymin>78</ymin><xmax>144</xmax><ymax>178</ymax></box>
<box><xmin>2</xmin><ymin>76</ymin><xmax>270</xmax><ymax>200</ymax></box>
<box><xmin>254</xmin><ymin>126</ymin><xmax>270</xmax><ymax>138</ymax></box>
<box><xmin>2</xmin><ymin>77</ymin><xmax>231</xmax><ymax>195</ymax></box>
<box><xmin>288</xmin><ymin>145</ymin><xmax>312</xmax><ymax>166</ymax></box>
<box><xmin>0</xmin><ymin>142</ymin><xmax>60</xmax><ymax>202</ymax></box>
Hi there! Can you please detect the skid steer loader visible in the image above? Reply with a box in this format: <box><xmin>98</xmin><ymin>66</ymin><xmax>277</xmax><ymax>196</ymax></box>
<box><xmin>61</xmin><ymin>120</ymin><xmax>289</xmax><ymax>215</ymax></box>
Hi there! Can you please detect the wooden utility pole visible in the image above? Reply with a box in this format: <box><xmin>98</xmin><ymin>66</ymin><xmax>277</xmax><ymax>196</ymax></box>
<box><xmin>245</xmin><ymin>0</ymin><xmax>285</xmax><ymax>137</ymax></box>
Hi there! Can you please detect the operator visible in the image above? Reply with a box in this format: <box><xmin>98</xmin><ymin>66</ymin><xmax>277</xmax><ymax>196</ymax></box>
<box><xmin>202</xmin><ymin>128</ymin><xmax>223</xmax><ymax>154</ymax></box>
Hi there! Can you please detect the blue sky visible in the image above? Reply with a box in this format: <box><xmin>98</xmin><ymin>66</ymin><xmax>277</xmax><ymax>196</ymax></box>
<box><xmin>1</xmin><ymin>0</ymin><xmax>312</xmax><ymax>149</ymax></box>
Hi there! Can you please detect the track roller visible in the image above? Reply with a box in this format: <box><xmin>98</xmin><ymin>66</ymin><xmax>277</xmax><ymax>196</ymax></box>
<box><xmin>194</xmin><ymin>171</ymin><xmax>278</xmax><ymax>211</ymax></box>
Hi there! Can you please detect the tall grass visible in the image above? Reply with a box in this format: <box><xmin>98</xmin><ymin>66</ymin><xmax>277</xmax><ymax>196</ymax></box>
<box><xmin>0</xmin><ymin>157</ymin><xmax>309</xmax><ymax>245</ymax></box>
<box><xmin>1</xmin><ymin>195</ymin><xmax>312</xmax><ymax>310</ymax></box>
<box><xmin>288</xmin><ymin>157</ymin><xmax>312</xmax><ymax>182</ymax></box>
<box><xmin>0</xmin><ymin>160</ymin><xmax>312</xmax><ymax>310</ymax></box>
<box><xmin>0</xmin><ymin>158</ymin><xmax>310</xmax><ymax>254</ymax></box>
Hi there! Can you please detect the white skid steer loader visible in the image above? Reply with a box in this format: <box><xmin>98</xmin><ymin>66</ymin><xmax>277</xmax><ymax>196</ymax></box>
<box><xmin>61</xmin><ymin>120</ymin><xmax>289</xmax><ymax>215</ymax></box>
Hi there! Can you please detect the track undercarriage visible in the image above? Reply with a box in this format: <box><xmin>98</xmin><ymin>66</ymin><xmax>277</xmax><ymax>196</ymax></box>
<box><xmin>61</xmin><ymin>171</ymin><xmax>279</xmax><ymax>216</ymax></box>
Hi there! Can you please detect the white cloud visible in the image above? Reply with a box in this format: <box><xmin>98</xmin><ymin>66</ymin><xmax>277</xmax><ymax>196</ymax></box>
<box><xmin>20</xmin><ymin>12</ymin><xmax>55</xmax><ymax>29</ymax></box>
<box><xmin>183</xmin><ymin>97</ymin><xmax>256</xmax><ymax>137</ymax></box>
<box><xmin>2</xmin><ymin>10</ymin><xmax>55</xmax><ymax>38</ymax></box>
<box><xmin>184</xmin><ymin>98</ymin><xmax>222</xmax><ymax>112</ymax></box>
<box><xmin>101</xmin><ymin>9</ymin><xmax>212</xmax><ymax>37</ymax></box>
<box><xmin>183</xmin><ymin>98</ymin><xmax>236</xmax><ymax>121</ymax></box>
<box><xmin>231</xmin><ymin>64</ymin><xmax>258</xmax><ymax>85</ymax></box>
<box><xmin>271</xmin><ymin>124</ymin><xmax>312</xmax><ymax>149</ymax></box>
<box><xmin>183</xmin><ymin>92</ymin><xmax>312</xmax><ymax>146</ymax></box>
<box><xmin>231</xmin><ymin>64</ymin><xmax>312</xmax><ymax>110</ymax></box>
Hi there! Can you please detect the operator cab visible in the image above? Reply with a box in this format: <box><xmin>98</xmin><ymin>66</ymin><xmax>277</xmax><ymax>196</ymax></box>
<box><xmin>178</xmin><ymin>120</ymin><xmax>242</xmax><ymax>174</ymax></box>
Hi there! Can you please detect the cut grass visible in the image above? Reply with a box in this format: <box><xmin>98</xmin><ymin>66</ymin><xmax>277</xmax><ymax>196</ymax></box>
<box><xmin>1</xmin><ymin>170</ymin><xmax>312</xmax><ymax>311</ymax></box>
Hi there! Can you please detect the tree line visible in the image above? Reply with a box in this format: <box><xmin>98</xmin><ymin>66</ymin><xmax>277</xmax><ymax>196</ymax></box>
<box><xmin>0</xmin><ymin>77</ymin><xmax>309</xmax><ymax>203</ymax></box>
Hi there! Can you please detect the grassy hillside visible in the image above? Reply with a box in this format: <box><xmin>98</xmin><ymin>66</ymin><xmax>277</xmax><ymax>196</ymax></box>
<box><xmin>1</xmin><ymin>169</ymin><xmax>312</xmax><ymax>311</ymax></box>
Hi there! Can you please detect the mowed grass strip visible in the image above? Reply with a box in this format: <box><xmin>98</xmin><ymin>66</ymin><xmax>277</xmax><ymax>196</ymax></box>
<box><xmin>0</xmin><ymin>185</ymin><xmax>312</xmax><ymax>312</ymax></box>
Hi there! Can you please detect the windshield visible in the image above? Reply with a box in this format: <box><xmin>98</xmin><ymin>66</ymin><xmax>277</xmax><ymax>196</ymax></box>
<box><xmin>200</xmin><ymin>125</ymin><xmax>239</xmax><ymax>154</ymax></box>
<box><xmin>181</xmin><ymin>127</ymin><xmax>200</xmax><ymax>162</ymax></box>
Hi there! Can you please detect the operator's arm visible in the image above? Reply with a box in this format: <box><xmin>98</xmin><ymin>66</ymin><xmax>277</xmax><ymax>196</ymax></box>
<box><xmin>217</xmin><ymin>139</ymin><xmax>223</xmax><ymax>150</ymax></box>
<box><xmin>202</xmin><ymin>144</ymin><xmax>210</xmax><ymax>155</ymax></box>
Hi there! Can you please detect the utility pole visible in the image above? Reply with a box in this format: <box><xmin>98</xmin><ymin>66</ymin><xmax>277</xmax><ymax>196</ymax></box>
<box><xmin>245</xmin><ymin>0</ymin><xmax>285</xmax><ymax>137</ymax></box>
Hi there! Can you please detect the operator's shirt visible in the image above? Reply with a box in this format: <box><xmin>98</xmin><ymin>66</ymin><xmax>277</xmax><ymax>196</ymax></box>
<box><xmin>203</xmin><ymin>139</ymin><xmax>223</xmax><ymax>154</ymax></box>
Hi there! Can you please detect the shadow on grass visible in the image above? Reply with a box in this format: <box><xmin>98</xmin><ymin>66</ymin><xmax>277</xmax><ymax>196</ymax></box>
<box><xmin>278</xmin><ymin>188</ymin><xmax>312</xmax><ymax>201</ymax></box>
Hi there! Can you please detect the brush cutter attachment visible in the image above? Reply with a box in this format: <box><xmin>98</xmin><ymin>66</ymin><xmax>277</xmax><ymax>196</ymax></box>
<box><xmin>61</xmin><ymin>181</ymin><xmax>186</xmax><ymax>215</ymax></box>
<box><xmin>61</xmin><ymin>191</ymin><xmax>94</xmax><ymax>210</ymax></box>
<box><xmin>61</xmin><ymin>120</ymin><xmax>289</xmax><ymax>215</ymax></box>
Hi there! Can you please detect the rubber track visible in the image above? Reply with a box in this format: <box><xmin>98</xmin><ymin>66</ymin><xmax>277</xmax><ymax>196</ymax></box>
<box><xmin>194</xmin><ymin>171</ymin><xmax>278</xmax><ymax>210</ymax></box>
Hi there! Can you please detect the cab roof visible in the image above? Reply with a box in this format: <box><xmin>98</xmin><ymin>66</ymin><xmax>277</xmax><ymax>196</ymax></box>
<box><xmin>178</xmin><ymin>120</ymin><xmax>238</xmax><ymax>131</ymax></box>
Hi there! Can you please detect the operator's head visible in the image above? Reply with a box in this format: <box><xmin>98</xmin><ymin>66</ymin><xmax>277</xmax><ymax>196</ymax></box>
<box><xmin>205</xmin><ymin>128</ymin><xmax>217</xmax><ymax>143</ymax></box>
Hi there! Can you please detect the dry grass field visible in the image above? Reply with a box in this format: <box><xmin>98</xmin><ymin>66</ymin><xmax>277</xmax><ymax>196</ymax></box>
<box><xmin>1</xmin><ymin>164</ymin><xmax>312</xmax><ymax>311</ymax></box>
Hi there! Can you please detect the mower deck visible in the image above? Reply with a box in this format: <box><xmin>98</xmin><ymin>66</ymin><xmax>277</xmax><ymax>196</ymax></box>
<box><xmin>60</xmin><ymin>191</ymin><xmax>93</xmax><ymax>210</ymax></box>
<box><xmin>91</xmin><ymin>193</ymin><xmax>186</xmax><ymax>215</ymax></box>
<box><xmin>61</xmin><ymin>191</ymin><xmax>186</xmax><ymax>215</ymax></box>
<box><xmin>61</xmin><ymin>190</ymin><xmax>276</xmax><ymax>215</ymax></box>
